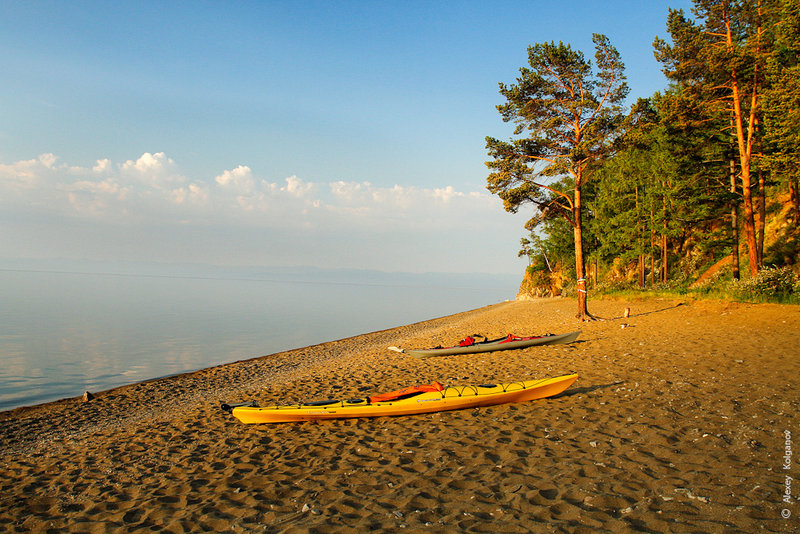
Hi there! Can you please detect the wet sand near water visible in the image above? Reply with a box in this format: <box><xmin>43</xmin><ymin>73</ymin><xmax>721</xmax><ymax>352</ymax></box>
<box><xmin>1</xmin><ymin>297</ymin><xmax>798</xmax><ymax>533</ymax></box>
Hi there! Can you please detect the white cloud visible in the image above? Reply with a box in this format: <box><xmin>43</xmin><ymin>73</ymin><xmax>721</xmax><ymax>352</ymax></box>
<box><xmin>282</xmin><ymin>175</ymin><xmax>314</xmax><ymax>197</ymax></box>
<box><xmin>121</xmin><ymin>152</ymin><xmax>167</xmax><ymax>174</ymax></box>
<box><xmin>0</xmin><ymin>152</ymin><xmax>528</xmax><ymax>272</ymax></box>
<box><xmin>38</xmin><ymin>153</ymin><xmax>57</xmax><ymax>168</ymax></box>
<box><xmin>432</xmin><ymin>185</ymin><xmax>462</xmax><ymax>203</ymax></box>
<box><xmin>0</xmin><ymin>154</ymin><xmax>58</xmax><ymax>191</ymax></box>
<box><xmin>92</xmin><ymin>158</ymin><xmax>112</xmax><ymax>174</ymax></box>
<box><xmin>120</xmin><ymin>152</ymin><xmax>185</xmax><ymax>190</ymax></box>
<box><xmin>215</xmin><ymin>165</ymin><xmax>254</xmax><ymax>192</ymax></box>
<box><xmin>330</xmin><ymin>180</ymin><xmax>369</xmax><ymax>202</ymax></box>
<box><xmin>1</xmin><ymin>152</ymin><xmax>507</xmax><ymax>230</ymax></box>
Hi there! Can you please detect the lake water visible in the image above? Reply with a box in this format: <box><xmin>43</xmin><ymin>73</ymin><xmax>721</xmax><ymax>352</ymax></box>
<box><xmin>0</xmin><ymin>265</ymin><xmax>519</xmax><ymax>411</ymax></box>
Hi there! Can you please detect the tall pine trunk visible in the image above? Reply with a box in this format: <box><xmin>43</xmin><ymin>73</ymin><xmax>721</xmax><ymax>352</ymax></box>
<box><xmin>635</xmin><ymin>185</ymin><xmax>645</xmax><ymax>288</ymax></box>
<box><xmin>650</xmin><ymin>245</ymin><xmax>655</xmax><ymax>287</ymax></box>
<box><xmin>638</xmin><ymin>255</ymin><xmax>645</xmax><ymax>289</ymax></box>
<box><xmin>730</xmin><ymin>153</ymin><xmax>740</xmax><ymax>280</ymax></box>
<box><xmin>757</xmin><ymin>167</ymin><xmax>765</xmax><ymax>264</ymax></box>
<box><xmin>650</xmin><ymin>203</ymin><xmax>656</xmax><ymax>287</ymax></box>
<box><xmin>726</xmin><ymin>10</ymin><xmax>760</xmax><ymax>276</ymax></box>
<box><xmin>661</xmin><ymin>184</ymin><xmax>668</xmax><ymax>283</ymax></box>
<box><xmin>790</xmin><ymin>177</ymin><xmax>800</xmax><ymax>220</ymax></box>
<box><xmin>573</xmin><ymin>182</ymin><xmax>589</xmax><ymax>320</ymax></box>
<box><xmin>737</xmin><ymin>144</ymin><xmax>759</xmax><ymax>276</ymax></box>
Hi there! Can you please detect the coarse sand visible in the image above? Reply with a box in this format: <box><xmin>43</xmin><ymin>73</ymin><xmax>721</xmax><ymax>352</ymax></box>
<box><xmin>1</xmin><ymin>297</ymin><xmax>798</xmax><ymax>533</ymax></box>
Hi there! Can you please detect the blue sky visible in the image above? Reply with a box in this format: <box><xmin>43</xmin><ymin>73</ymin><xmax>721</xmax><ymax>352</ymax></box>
<box><xmin>0</xmin><ymin>0</ymin><xmax>692</xmax><ymax>274</ymax></box>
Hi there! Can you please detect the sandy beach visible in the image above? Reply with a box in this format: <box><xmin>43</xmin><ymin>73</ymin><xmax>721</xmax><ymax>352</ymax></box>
<box><xmin>1</xmin><ymin>297</ymin><xmax>798</xmax><ymax>533</ymax></box>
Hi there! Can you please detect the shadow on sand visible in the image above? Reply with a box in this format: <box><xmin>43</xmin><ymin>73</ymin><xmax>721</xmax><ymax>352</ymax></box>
<box><xmin>553</xmin><ymin>381</ymin><xmax>625</xmax><ymax>399</ymax></box>
<box><xmin>591</xmin><ymin>301</ymin><xmax>687</xmax><ymax>322</ymax></box>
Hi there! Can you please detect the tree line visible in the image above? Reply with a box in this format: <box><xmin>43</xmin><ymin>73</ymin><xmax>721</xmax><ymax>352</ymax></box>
<box><xmin>486</xmin><ymin>0</ymin><xmax>799</xmax><ymax>319</ymax></box>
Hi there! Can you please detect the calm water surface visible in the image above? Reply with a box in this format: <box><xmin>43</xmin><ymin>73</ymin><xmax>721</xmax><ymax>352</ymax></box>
<box><xmin>0</xmin><ymin>268</ymin><xmax>516</xmax><ymax>411</ymax></box>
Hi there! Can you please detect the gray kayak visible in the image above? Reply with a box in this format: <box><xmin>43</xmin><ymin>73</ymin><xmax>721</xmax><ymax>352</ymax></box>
<box><xmin>388</xmin><ymin>331</ymin><xmax>581</xmax><ymax>359</ymax></box>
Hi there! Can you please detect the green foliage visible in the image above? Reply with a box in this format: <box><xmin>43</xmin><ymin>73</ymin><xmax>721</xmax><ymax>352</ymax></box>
<box><xmin>587</xmin><ymin>89</ymin><xmax>734</xmax><ymax>281</ymax></box>
<box><xmin>485</xmin><ymin>34</ymin><xmax>628</xmax><ymax>225</ymax></box>
<box><xmin>525</xmin><ymin>265</ymin><xmax>553</xmax><ymax>286</ymax></box>
<box><xmin>539</xmin><ymin>216</ymin><xmax>577</xmax><ymax>280</ymax></box>
<box><xmin>763</xmin><ymin>0</ymin><xmax>800</xmax><ymax>186</ymax></box>
<box><xmin>729</xmin><ymin>266</ymin><xmax>799</xmax><ymax>296</ymax></box>
<box><xmin>518</xmin><ymin>234</ymin><xmax>550</xmax><ymax>274</ymax></box>
<box><xmin>764</xmin><ymin>224</ymin><xmax>800</xmax><ymax>266</ymax></box>
<box><xmin>496</xmin><ymin>1</ymin><xmax>800</xmax><ymax>299</ymax></box>
<box><xmin>653</xmin><ymin>0</ymin><xmax>776</xmax><ymax>277</ymax></box>
<box><xmin>599</xmin><ymin>264</ymin><xmax>800</xmax><ymax>304</ymax></box>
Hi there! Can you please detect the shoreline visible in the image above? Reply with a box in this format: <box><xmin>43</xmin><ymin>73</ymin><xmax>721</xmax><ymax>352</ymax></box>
<box><xmin>0</xmin><ymin>301</ymin><xmax>509</xmax><ymax>454</ymax></box>
<box><xmin>1</xmin><ymin>297</ymin><xmax>798</xmax><ymax>532</ymax></box>
<box><xmin>0</xmin><ymin>266</ymin><xmax>518</xmax><ymax>414</ymax></box>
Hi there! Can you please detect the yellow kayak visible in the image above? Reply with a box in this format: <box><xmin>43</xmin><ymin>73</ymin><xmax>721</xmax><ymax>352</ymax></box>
<box><xmin>226</xmin><ymin>373</ymin><xmax>578</xmax><ymax>424</ymax></box>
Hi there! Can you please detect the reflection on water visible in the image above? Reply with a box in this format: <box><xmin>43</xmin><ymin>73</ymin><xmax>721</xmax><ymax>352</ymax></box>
<box><xmin>0</xmin><ymin>268</ymin><xmax>516</xmax><ymax>411</ymax></box>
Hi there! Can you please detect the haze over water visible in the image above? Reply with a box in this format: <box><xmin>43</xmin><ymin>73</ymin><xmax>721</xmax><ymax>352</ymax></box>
<box><xmin>0</xmin><ymin>263</ymin><xmax>518</xmax><ymax>411</ymax></box>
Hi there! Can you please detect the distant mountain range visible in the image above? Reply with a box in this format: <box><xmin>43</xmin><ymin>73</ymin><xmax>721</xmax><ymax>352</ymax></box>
<box><xmin>0</xmin><ymin>258</ymin><xmax>520</xmax><ymax>291</ymax></box>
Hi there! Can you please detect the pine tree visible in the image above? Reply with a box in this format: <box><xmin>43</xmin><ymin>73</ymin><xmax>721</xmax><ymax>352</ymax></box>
<box><xmin>592</xmin><ymin>94</ymin><xmax>729</xmax><ymax>287</ymax></box>
<box><xmin>763</xmin><ymin>0</ymin><xmax>800</xmax><ymax>218</ymax></box>
<box><xmin>485</xmin><ymin>34</ymin><xmax>628</xmax><ymax>320</ymax></box>
<box><xmin>654</xmin><ymin>0</ymin><xmax>769</xmax><ymax>276</ymax></box>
